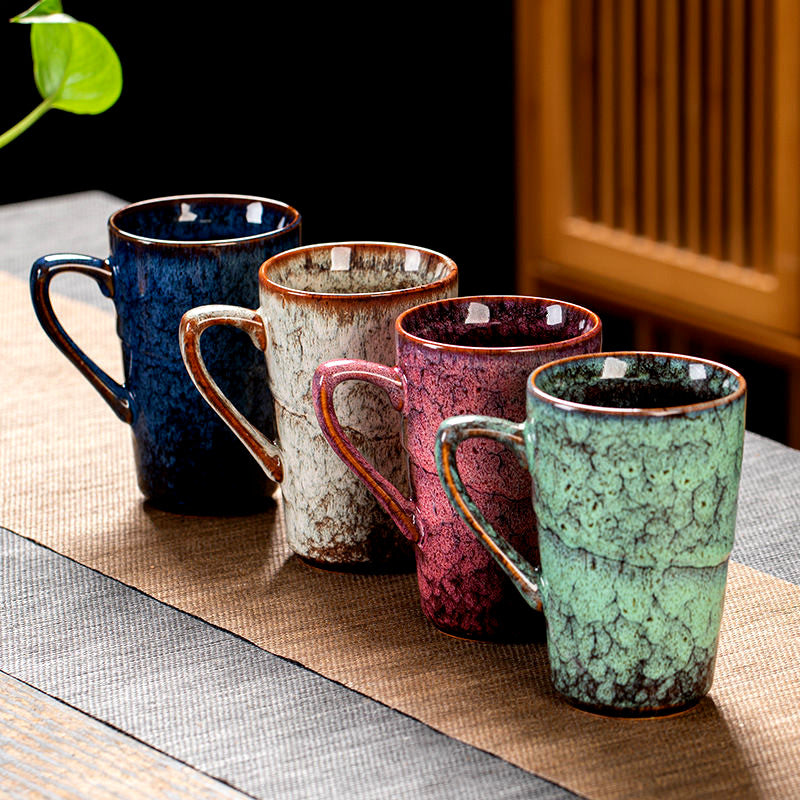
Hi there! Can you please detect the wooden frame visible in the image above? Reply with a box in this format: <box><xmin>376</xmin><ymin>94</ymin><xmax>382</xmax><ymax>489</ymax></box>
<box><xmin>516</xmin><ymin>0</ymin><xmax>800</xmax><ymax>358</ymax></box>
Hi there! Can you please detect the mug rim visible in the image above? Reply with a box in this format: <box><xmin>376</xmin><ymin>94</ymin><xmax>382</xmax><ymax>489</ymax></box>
<box><xmin>395</xmin><ymin>295</ymin><xmax>602</xmax><ymax>353</ymax></box>
<box><xmin>108</xmin><ymin>193</ymin><xmax>301</xmax><ymax>246</ymax></box>
<box><xmin>528</xmin><ymin>350</ymin><xmax>747</xmax><ymax>416</ymax></box>
<box><xmin>259</xmin><ymin>241</ymin><xmax>458</xmax><ymax>301</ymax></box>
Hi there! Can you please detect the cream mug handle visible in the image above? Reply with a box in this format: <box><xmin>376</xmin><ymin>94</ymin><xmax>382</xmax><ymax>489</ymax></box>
<box><xmin>435</xmin><ymin>414</ymin><xmax>543</xmax><ymax>611</ymax></box>
<box><xmin>179</xmin><ymin>305</ymin><xmax>283</xmax><ymax>482</ymax></box>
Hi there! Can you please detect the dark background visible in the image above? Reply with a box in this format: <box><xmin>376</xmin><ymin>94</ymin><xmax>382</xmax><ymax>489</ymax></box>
<box><xmin>6</xmin><ymin>4</ymin><xmax>783</xmax><ymax>443</ymax></box>
<box><xmin>1</xmin><ymin>3</ymin><xmax>516</xmax><ymax>298</ymax></box>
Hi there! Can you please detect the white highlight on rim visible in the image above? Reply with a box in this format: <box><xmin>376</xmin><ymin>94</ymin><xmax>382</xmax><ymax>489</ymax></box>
<box><xmin>689</xmin><ymin>363</ymin><xmax>708</xmax><ymax>381</ymax></box>
<box><xmin>546</xmin><ymin>304</ymin><xmax>563</xmax><ymax>325</ymax></box>
<box><xmin>601</xmin><ymin>356</ymin><xmax>629</xmax><ymax>379</ymax></box>
<box><xmin>330</xmin><ymin>246</ymin><xmax>352</xmax><ymax>271</ymax></box>
<box><xmin>403</xmin><ymin>249</ymin><xmax>422</xmax><ymax>272</ymax></box>
<box><xmin>246</xmin><ymin>202</ymin><xmax>264</xmax><ymax>224</ymax></box>
<box><xmin>464</xmin><ymin>302</ymin><xmax>491</xmax><ymax>324</ymax></box>
<box><xmin>178</xmin><ymin>203</ymin><xmax>198</xmax><ymax>222</ymax></box>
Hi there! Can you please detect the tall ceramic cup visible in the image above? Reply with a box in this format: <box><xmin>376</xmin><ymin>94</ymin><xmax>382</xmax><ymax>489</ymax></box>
<box><xmin>30</xmin><ymin>194</ymin><xmax>301</xmax><ymax>511</ymax></box>
<box><xmin>179</xmin><ymin>242</ymin><xmax>457</xmax><ymax>570</ymax></box>
<box><xmin>436</xmin><ymin>352</ymin><xmax>746</xmax><ymax>715</ymax></box>
<box><xmin>313</xmin><ymin>296</ymin><xmax>602</xmax><ymax>639</ymax></box>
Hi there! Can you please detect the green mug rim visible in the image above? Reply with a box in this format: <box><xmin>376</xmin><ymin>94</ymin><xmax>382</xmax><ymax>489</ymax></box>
<box><xmin>528</xmin><ymin>350</ymin><xmax>747</xmax><ymax>417</ymax></box>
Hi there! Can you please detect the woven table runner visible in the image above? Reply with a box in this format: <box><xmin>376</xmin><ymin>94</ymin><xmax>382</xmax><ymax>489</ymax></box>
<box><xmin>2</xmin><ymin>270</ymin><xmax>799</xmax><ymax>799</ymax></box>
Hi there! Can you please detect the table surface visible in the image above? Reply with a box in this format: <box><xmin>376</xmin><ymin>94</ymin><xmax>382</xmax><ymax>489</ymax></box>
<box><xmin>1</xmin><ymin>192</ymin><xmax>799</xmax><ymax>800</ymax></box>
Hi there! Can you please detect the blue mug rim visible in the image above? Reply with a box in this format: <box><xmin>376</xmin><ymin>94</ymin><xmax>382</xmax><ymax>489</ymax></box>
<box><xmin>108</xmin><ymin>193</ymin><xmax>301</xmax><ymax>247</ymax></box>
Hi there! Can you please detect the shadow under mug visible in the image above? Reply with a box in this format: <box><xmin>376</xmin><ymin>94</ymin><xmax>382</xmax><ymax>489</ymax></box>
<box><xmin>179</xmin><ymin>242</ymin><xmax>458</xmax><ymax>570</ymax></box>
<box><xmin>313</xmin><ymin>296</ymin><xmax>602</xmax><ymax>639</ymax></box>
<box><xmin>30</xmin><ymin>194</ymin><xmax>301</xmax><ymax>511</ymax></box>
<box><xmin>436</xmin><ymin>351</ymin><xmax>747</xmax><ymax>714</ymax></box>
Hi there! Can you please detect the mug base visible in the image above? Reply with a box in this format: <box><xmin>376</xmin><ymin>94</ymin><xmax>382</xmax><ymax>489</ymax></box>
<box><xmin>296</xmin><ymin>553</ymin><xmax>416</xmax><ymax>576</ymax></box>
<box><xmin>560</xmin><ymin>692</ymin><xmax>704</xmax><ymax>719</ymax></box>
<box><xmin>143</xmin><ymin>490</ymin><xmax>277</xmax><ymax>517</ymax></box>
<box><xmin>429</xmin><ymin>613</ymin><xmax>546</xmax><ymax>645</ymax></box>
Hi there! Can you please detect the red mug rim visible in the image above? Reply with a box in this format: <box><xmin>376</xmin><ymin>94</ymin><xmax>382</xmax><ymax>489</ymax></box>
<box><xmin>394</xmin><ymin>295</ymin><xmax>603</xmax><ymax>354</ymax></box>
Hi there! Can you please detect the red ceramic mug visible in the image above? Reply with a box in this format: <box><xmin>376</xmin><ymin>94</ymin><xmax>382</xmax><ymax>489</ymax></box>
<box><xmin>313</xmin><ymin>296</ymin><xmax>602</xmax><ymax>640</ymax></box>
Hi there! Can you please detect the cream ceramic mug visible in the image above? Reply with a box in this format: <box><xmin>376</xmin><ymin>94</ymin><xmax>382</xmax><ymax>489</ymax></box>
<box><xmin>179</xmin><ymin>242</ymin><xmax>457</xmax><ymax>570</ymax></box>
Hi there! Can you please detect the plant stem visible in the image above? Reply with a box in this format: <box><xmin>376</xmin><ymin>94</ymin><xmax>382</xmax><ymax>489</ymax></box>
<box><xmin>0</xmin><ymin>95</ymin><xmax>56</xmax><ymax>149</ymax></box>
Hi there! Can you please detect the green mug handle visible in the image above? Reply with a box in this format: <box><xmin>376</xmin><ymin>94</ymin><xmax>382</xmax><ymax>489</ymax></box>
<box><xmin>435</xmin><ymin>414</ymin><xmax>543</xmax><ymax>612</ymax></box>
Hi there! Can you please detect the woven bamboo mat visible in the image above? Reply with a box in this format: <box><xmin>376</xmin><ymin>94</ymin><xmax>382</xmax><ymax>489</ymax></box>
<box><xmin>3</xmin><ymin>271</ymin><xmax>799</xmax><ymax>799</ymax></box>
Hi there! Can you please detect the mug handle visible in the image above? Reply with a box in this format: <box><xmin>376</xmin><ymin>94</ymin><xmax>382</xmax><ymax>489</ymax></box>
<box><xmin>435</xmin><ymin>414</ymin><xmax>543</xmax><ymax>611</ymax></box>
<box><xmin>179</xmin><ymin>305</ymin><xmax>284</xmax><ymax>482</ymax></box>
<box><xmin>30</xmin><ymin>253</ymin><xmax>134</xmax><ymax>424</ymax></box>
<box><xmin>313</xmin><ymin>359</ymin><xmax>419</xmax><ymax>544</ymax></box>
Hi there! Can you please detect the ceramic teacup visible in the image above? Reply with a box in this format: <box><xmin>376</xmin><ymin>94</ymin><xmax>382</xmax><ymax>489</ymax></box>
<box><xmin>313</xmin><ymin>296</ymin><xmax>602</xmax><ymax>639</ymax></box>
<box><xmin>436</xmin><ymin>351</ymin><xmax>746</xmax><ymax>715</ymax></box>
<box><xmin>30</xmin><ymin>194</ymin><xmax>301</xmax><ymax>511</ymax></box>
<box><xmin>179</xmin><ymin>242</ymin><xmax>457</xmax><ymax>570</ymax></box>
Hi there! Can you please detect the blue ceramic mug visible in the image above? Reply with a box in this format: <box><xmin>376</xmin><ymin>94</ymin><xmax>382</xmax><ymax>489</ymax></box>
<box><xmin>30</xmin><ymin>194</ymin><xmax>301</xmax><ymax>511</ymax></box>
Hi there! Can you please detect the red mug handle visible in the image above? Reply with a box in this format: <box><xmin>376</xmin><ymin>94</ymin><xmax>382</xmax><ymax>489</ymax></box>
<box><xmin>313</xmin><ymin>359</ymin><xmax>419</xmax><ymax>544</ymax></box>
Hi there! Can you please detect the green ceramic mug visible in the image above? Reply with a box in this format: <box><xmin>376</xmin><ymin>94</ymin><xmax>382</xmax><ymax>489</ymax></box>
<box><xmin>435</xmin><ymin>352</ymin><xmax>747</xmax><ymax>716</ymax></box>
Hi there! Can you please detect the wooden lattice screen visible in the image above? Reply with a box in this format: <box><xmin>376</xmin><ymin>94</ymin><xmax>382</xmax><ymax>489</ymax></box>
<box><xmin>517</xmin><ymin>0</ymin><xmax>800</xmax><ymax>341</ymax></box>
<box><xmin>570</xmin><ymin>0</ymin><xmax>771</xmax><ymax>271</ymax></box>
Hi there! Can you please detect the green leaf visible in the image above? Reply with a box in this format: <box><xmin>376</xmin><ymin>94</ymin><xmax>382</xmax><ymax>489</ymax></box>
<box><xmin>29</xmin><ymin>18</ymin><xmax>122</xmax><ymax>114</ymax></box>
<box><xmin>11</xmin><ymin>0</ymin><xmax>68</xmax><ymax>23</ymax></box>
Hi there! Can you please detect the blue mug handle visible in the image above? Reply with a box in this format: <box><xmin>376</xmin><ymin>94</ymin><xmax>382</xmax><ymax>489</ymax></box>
<box><xmin>30</xmin><ymin>253</ymin><xmax>134</xmax><ymax>424</ymax></box>
<box><xmin>435</xmin><ymin>414</ymin><xmax>543</xmax><ymax>612</ymax></box>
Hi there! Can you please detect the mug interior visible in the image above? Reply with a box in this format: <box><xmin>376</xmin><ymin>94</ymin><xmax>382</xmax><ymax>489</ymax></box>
<box><xmin>400</xmin><ymin>297</ymin><xmax>599</xmax><ymax>348</ymax></box>
<box><xmin>533</xmin><ymin>353</ymin><xmax>744</xmax><ymax>409</ymax></box>
<box><xmin>263</xmin><ymin>243</ymin><xmax>455</xmax><ymax>295</ymax></box>
<box><xmin>111</xmin><ymin>196</ymin><xmax>298</xmax><ymax>242</ymax></box>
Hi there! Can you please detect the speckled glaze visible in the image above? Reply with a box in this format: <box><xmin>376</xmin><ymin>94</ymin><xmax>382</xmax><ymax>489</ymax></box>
<box><xmin>436</xmin><ymin>352</ymin><xmax>746</xmax><ymax>715</ymax></box>
<box><xmin>30</xmin><ymin>194</ymin><xmax>301</xmax><ymax>511</ymax></box>
<box><xmin>180</xmin><ymin>242</ymin><xmax>457</xmax><ymax>569</ymax></box>
<box><xmin>313</xmin><ymin>297</ymin><xmax>601</xmax><ymax>639</ymax></box>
